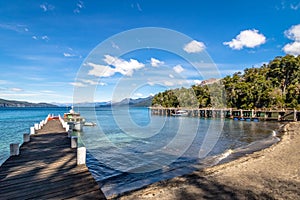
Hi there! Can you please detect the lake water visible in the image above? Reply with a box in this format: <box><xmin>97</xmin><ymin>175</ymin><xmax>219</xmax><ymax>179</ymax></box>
<box><xmin>0</xmin><ymin>107</ymin><xmax>282</xmax><ymax>197</ymax></box>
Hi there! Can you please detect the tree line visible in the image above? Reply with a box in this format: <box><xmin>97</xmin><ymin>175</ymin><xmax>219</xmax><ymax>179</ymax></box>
<box><xmin>152</xmin><ymin>55</ymin><xmax>300</xmax><ymax>110</ymax></box>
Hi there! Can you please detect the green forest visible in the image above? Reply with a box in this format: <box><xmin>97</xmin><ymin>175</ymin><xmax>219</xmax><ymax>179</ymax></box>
<box><xmin>152</xmin><ymin>55</ymin><xmax>300</xmax><ymax>110</ymax></box>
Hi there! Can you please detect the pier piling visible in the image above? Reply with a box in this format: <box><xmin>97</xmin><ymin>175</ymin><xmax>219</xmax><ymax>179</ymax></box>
<box><xmin>9</xmin><ymin>143</ymin><xmax>19</xmax><ymax>156</ymax></box>
<box><xmin>77</xmin><ymin>146</ymin><xmax>86</xmax><ymax>165</ymax></box>
<box><xmin>71</xmin><ymin>136</ymin><xmax>78</xmax><ymax>148</ymax></box>
<box><xmin>23</xmin><ymin>133</ymin><xmax>30</xmax><ymax>142</ymax></box>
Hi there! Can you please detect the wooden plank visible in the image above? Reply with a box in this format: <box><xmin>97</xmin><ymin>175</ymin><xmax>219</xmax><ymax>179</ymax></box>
<box><xmin>0</xmin><ymin>119</ymin><xmax>106</xmax><ymax>199</ymax></box>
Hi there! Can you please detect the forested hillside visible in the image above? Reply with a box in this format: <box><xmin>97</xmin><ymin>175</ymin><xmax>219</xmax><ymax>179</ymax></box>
<box><xmin>152</xmin><ymin>55</ymin><xmax>300</xmax><ymax>109</ymax></box>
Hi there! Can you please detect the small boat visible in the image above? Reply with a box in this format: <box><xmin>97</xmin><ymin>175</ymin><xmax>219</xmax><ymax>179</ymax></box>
<box><xmin>63</xmin><ymin>106</ymin><xmax>85</xmax><ymax>131</ymax></box>
<box><xmin>172</xmin><ymin>110</ymin><xmax>188</xmax><ymax>117</ymax></box>
<box><xmin>84</xmin><ymin>122</ymin><xmax>97</xmax><ymax>126</ymax></box>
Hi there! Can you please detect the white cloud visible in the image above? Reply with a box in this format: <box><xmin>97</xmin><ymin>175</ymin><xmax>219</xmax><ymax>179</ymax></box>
<box><xmin>74</xmin><ymin>1</ymin><xmax>84</xmax><ymax>13</ymax></box>
<box><xmin>290</xmin><ymin>2</ymin><xmax>300</xmax><ymax>10</ymax></box>
<box><xmin>0</xmin><ymin>23</ymin><xmax>28</xmax><ymax>33</ymax></box>
<box><xmin>283</xmin><ymin>42</ymin><xmax>300</xmax><ymax>55</ymax></box>
<box><xmin>223</xmin><ymin>29</ymin><xmax>266</xmax><ymax>50</ymax></box>
<box><xmin>10</xmin><ymin>88</ymin><xmax>23</xmax><ymax>92</ymax></box>
<box><xmin>284</xmin><ymin>24</ymin><xmax>300</xmax><ymax>41</ymax></box>
<box><xmin>41</xmin><ymin>35</ymin><xmax>49</xmax><ymax>41</ymax></box>
<box><xmin>70</xmin><ymin>82</ymin><xmax>86</xmax><ymax>87</ymax></box>
<box><xmin>183</xmin><ymin>40</ymin><xmax>206</xmax><ymax>53</ymax></box>
<box><xmin>32</xmin><ymin>36</ymin><xmax>38</xmax><ymax>40</ymax></box>
<box><xmin>103</xmin><ymin>55</ymin><xmax>145</xmax><ymax>76</ymax></box>
<box><xmin>0</xmin><ymin>80</ymin><xmax>9</xmax><ymax>84</ymax></box>
<box><xmin>133</xmin><ymin>92</ymin><xmax>143</xmax><ymax>98</ymax></box>
<box><xmin>63</xmin><ymin>53</ymin><xmax>75</xmax><ymax>57</ymax></box>
<box><xmin>87</xmin><ymin>62</ymin><xmax>116</xmax><ymax>77</ymax></box>
<box><xmin>80</xmin><ymin>79</ymin><xmax>107</xmax><ymax>86</ymax></box>
<box><xmin>136</xmin><ymin>3</ymin><xmax>142</xmax><ymax>11</ymax></box>
<box><xmin>283</xmin><ymin>24</ymin><xmax>300</xmax><ymax>55</ymax></box>
<box><xmin>173</xmin><ymin>64</ymin><xmax>184</xmax><ymax>74</ymax></box>
<box><xmin>193</xmin><ymin>80</ymin><xmax>202</xmax><ymax>85</ymax></box>
<box><xmin>150</xmin><ymin>58</ymin><xmax>164</xmax><ymax>67</ymax></box>
<box><xmin>169</xmin><ymin>74</ymin><xmax>174</xmax><ymax>78</ymax></box>
<box><xmin>147</xmin><ymin>81</ymin><xmax>155</xmax><ymax>86</ymax></box>
<box><xmin>164</xmin><ymin>81</ymin><xmax>174</xmax><ymax>86</ymax></box>
<box><xmin>111</xmin><ymin>42</ymin><xmax>120</xmax><ymax>49</ymax></box>
<box><xmin>40</xmin><ymin>3</ymin><xmax>55</xmax><ymax>12</ymax></box>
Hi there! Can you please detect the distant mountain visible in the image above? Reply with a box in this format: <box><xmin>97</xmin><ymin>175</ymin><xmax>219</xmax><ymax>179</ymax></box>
<box><xmin>99</xmin><ymin>96</ymin><xmax>154</xmax><ymax>107</ymax></box>
<box><xmin>52</xmin><ymin>96</ymin><xmax>153</xmax><ymax>108</ymax></box>
<box><xmin>0</xmin><ymin>98</ymin><xmax>58</xmax><ymax>107</ymax></box>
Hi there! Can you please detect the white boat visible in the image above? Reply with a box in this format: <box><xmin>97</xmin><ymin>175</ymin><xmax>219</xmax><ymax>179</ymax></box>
<box><xmin>84</xmin><ymin>122</ymin><xmax>97</xmax><ymax>126</ymax></box>
<box><xmin>63</xmin><ymin>107</ymin><xmax>85</xmax><ymax>131</ymax></box>
<box><xmin>171</xmin><ymin>110</ymin><xmax>188</xmax><ymax>117</ymax></box>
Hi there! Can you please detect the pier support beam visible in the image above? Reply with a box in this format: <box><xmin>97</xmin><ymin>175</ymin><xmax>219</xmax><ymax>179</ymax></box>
<box><xmin>77</xmin><ymin>147</ymin><xmax>86</xmax><ymax>165</ymax></box>
<box><xmin>10</xmin><ymin>143</ymin><xmax>19</xmax><ymax>156</ymax></box>
<box><xmin>23</xmin><ymin>133</ymin><xmax>30</xmax><ymax>142</ymax></box>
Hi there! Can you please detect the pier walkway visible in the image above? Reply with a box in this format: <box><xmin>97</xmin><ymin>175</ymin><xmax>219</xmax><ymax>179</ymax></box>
<box><xmin>0</xmin><ymin>119</ymin><xmax>106</xmax><ymax>199</ymax></box>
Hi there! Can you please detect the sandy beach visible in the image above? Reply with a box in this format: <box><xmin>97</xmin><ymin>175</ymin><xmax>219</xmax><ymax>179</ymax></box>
<box><xmin>114</xmin><ymin>122</ymin><xmax>300</xmax><ymax>200</ymax></box>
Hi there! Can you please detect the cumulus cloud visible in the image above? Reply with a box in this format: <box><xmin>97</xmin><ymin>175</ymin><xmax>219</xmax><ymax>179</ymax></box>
<box><xmin>173</xmin><ymin>64</ymin><xmax>184</xmax><ymax>74</ymax></box>
<box><xmin>87</xmin><ymin>63</ymin><xmax>116</xmax><ymax>77</ymax></box>
<box><xmin>150</xmin><ymin>58</ymin><xmax>164</xmax><ymax>67</ymax></box>
<box><xmin>103</xmin><ymin>55</ymin><xmax>145</xmax><ymax>76</ymax></box>
<box><xmin>283</xmin><ymin>24</ymin><xmax>300</xmax><ymax>55</ymax></box>
<box><xmin>283</xmin><ymin>42</ymin><xmax>300</xmax><ymax>55</ymax></box>
<box><xmin>183</xmin><ymin>40</ymin><xmax>206</xmax><ymax>53</ymax></box>
<box><xmin>284</xmin><ymin>24</ymin><xmax>300</xmax><ymax>41</ymax></box>
<box><xmin>223</xmin><ymin>29</ymin><xmax>266</xmax><ymax>50</ymax></box>
<box><xmin>87</xmin><ymin>55</ymin><xmax>145</xmax><ymax>77</ymax></box>
<box><xmin>32</xmin><ymin>36</ymin><xmax>38</xmax><ymax>40</ymax></box>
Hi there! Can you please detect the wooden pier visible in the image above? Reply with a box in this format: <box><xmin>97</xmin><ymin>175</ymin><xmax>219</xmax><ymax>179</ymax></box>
<box><xmin>0</xmin><ymin>119</ymin><xmax>106</xmax><ymax>199</ymax></box>
<box><xmin>150</xmin><ymin>107</ymin><xmax>300</xmax><ymax>121</ymax></box>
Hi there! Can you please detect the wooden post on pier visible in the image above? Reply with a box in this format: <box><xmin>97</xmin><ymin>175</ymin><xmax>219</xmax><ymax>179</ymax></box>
<box><xmin>294</xmin><ymin>108</ymin><xmax>297</xmax><ymax>122</ymax></box>
<box><xmin>34</xmin><ymin>123</ymin><xmax>39</xmax><ymax>130</ymax></box>
<box><xmin>30</xmin><ymin>126</ymin><xmax>35</xmax><ymax>135</ymax></box>
<box><xmin>10</xmin><ymin>143</ymin><xmax>19</xmax><ymax>156</ymax></box>
<box><xmin>240</xmin><ymin>109</ymin><xmax>243</xmax><ymax>118</ymax></box>
<box><xmin>23</xmin><ymin>133</ymin><xmax>30</xmax><ymax>142</ymax></box>
<box><xmin>71</xmin><ymin>136</ymin><xmax>78</xmax><ymax>148</ymax></box>
<box><xmin>77</xmin><ymin>147</ymin><xmax>86</xmax><ymax>165</ymax></box>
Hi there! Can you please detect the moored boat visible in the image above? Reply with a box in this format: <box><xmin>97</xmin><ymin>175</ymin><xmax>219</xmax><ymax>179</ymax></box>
<box><xmin>63</xmin><ymin>106</ymin><xmax>85</xmax><ymax>131</ymax></box>
<box><xmin>171</xmin><ymin>110</ymin><xmax>188</xmax><ymax>117</ymax></box>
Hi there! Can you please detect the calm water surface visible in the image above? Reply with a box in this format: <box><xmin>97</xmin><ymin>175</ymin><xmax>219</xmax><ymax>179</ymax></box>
<box><xmin>0</xmin><ymin>107</ymin><xmax>282</xmax><ymax>197</ymax></box>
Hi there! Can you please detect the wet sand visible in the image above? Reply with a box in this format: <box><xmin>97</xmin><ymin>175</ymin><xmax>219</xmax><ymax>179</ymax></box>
<box><xmin>114</xmin><ymin>122</ymin><xmax>300</xmax><ymax>200</ymax></box>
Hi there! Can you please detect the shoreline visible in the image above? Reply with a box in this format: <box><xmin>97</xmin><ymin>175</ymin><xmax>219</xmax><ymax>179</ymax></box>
<box><xmin>113</xmin><ymin>122</ymin><xmax>300</xmax><ymax>199</ymax></box>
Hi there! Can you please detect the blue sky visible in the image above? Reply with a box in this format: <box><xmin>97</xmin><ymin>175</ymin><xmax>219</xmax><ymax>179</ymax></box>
<box><xmin>0</xmin><ymin>0</ymin><xmax>300</xmax><ymax>103</ymax></box>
